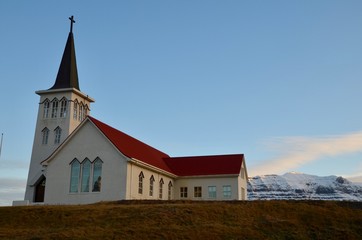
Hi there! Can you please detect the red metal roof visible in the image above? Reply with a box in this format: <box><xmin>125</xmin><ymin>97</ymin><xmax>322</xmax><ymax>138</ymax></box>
<box><xmin>88</xmin><ymin>116</ymin><xmax>172</xmax><ymax>172</ymax></box>
<box><xmin>88</xmin><ymin>116</ymin><xmax>244</xmax><ymax>177</ymax></box>
<box><xmin>164</xmin><ymin>155</ymin><xmax>244</xmax><ymax>176</ymax></box>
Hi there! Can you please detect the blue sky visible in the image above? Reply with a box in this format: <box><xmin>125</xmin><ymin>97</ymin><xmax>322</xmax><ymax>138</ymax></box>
<box><xmin>1</xmin><ymin>1</ymin><xmax>362</xmax><ymax>205</ymax></box>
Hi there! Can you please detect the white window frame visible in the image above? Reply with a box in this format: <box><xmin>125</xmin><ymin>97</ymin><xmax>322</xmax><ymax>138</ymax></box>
<box><xmin>51</xmin><ymin>99</ymin><xmax>58</xmax><ymax>118</ymax></box>
<box><xmin>60</xmin><ymin>98</ymin><xmax>68</xmax><ymax>118</ymax></box>
<box><xmin>41</xmin><ymin>127</ymin><xmax>49</xmax><ymax>145</ymax></box>
<box><xmin>194</xmin><ymin>186</ymin><xmax>202</xmax><ymax>198</ymax></box>
<box><xmin>180</xmin><ymin>187</ymin><xmax>188</xmax><ymax>198</ymax></box>
<box><xmin>54</xmin><ymin>127</ymin><xmax>62</xmax><ymax>144</ymax></box>
<box><xmin>43</xmin><ymin>99</ymin><xmax>50</xmax><ymax>118</ymax></box>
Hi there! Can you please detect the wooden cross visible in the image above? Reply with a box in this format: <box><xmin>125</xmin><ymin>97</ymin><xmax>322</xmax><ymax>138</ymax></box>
<box><xmin>69</xmin><ymin>16</ymin><xmax>75</xmax><ymax>33</ymax></box>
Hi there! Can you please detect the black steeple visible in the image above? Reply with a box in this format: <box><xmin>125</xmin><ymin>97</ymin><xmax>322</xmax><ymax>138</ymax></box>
<box><xmin>49</xmin><ymin>16</ymin><xmax>80</xmax><ymax>90</ymax></box>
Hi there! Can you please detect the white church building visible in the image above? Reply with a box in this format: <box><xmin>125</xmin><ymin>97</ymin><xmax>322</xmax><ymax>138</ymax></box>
<box><xmin>23</xmin><ymin>17</ymin><xmax>248</xmax><ymax>205</ymax></box>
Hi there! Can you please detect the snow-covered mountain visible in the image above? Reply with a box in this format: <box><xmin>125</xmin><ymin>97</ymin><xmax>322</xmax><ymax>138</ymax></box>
<box><xmin>247</xmin><ymin>172</ymin><xmax>362</xmax><ymax>201</ymax></box>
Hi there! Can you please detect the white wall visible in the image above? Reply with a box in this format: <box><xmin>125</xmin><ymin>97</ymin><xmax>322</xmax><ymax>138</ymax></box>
<box><xmin>126</xmin><ymin>163</ymin><xmax>174</xmax><ymax>200</ymax></box>
<box><xmin>173</xmin><ymin>176</ymin><xmax>240</xmax><ymax>201</ymax></box>
<box><xmin>25</xmin><ymin>89</ymin><xmax>94</xmax><ymax>202</ymax></box>
<box><xmin>44</xmin><ymin>120</ymin><xmax>127</xmax><ymax>204</ymax></box>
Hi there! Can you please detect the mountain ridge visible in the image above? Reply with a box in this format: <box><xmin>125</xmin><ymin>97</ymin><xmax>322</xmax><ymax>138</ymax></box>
<box><xmin>248</xmin><ymin>172</ymin><xmax>362</xmax><ymax>201</ymax></box>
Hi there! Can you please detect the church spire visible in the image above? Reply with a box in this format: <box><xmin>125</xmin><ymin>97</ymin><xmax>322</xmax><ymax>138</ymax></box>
<box><xmin>50</xmin><ymin>16</ymin><xmax>80</xmax><ymax>90</ymax></box>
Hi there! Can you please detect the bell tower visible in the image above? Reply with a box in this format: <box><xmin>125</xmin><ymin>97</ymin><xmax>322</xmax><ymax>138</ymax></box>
<box><xmin>24</xmin><ymin>16</ymin><xmax>95</xmax><ymax>203</ymax></box>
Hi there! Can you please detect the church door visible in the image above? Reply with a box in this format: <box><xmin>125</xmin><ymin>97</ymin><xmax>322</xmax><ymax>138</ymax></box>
<box><xmin>34</xmin><ymin>177</ymin><xmax>46</xmax><ymax>202</ymax></box>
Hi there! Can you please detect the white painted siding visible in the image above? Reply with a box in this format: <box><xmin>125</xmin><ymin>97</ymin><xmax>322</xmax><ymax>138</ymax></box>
<box><xmin>44</xmin><ymin>121</ymin><xmax>127</xmax><ymax>204</ymax></box>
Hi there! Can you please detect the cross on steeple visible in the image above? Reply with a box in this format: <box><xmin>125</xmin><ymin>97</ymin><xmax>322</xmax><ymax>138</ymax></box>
<box><xmin>69</xmin><ymin>15</ymin><xmax>75</xmax><ymax>33</ymax></box>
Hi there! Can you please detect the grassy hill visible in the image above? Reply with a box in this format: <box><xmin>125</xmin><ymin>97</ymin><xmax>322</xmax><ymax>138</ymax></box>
<box><xmin>0</xmin><ymin>200</ymin><xmax>361</xmax><ymax>240</ymax></box>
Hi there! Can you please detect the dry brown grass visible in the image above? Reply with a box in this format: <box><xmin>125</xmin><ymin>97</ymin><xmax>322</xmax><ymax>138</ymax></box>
<box><xmin>0</xmin><ymin>200</ymin><xmax>361</xmax><ymax>240</ymax></box>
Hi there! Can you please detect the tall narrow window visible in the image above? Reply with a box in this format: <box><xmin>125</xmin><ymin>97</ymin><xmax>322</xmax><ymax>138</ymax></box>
<box><xmin>60</xmin><ymin>98</ymin><xmax>68</xmax><ymax>118</ymax></box>
<box><xmin>51</xmin><ymin>99</ymin><xmax>58</xmax><ymax>118</ymax></box>
<box><xmin>84</xmin><ymin>105</ymin><xmax>88</xmax><ymax>117</ymax></box>
<box><xmin>223</xmin><ymin>185</ymin><xmax>232</xmax><ymax>198</ymax></box>
<box><xmin>81</xmin><ymin>159</ymin><xmax>91</xmax><ymax>192</ymax></box>
<box><xmin>54</xmin><ymin>127</ymin><xmax>62</xmax><ymax>144</ymax></box>
<box><xmin>208</xmin><ymin>186</ymin><xmax>216</xmax><ymax>199</ymax></box>
<box><xmin>73</xmin><ymin>101</ymin><xmax>78</xmax><ymax>120</ymax></box>
<box><xmin>180</xmin><ymin>187</ymin><xmax>188</xmax><ymax>198</ymax></box>
<box><xmin>149</xmin><ymin>175</ymin><xmax>155</xmax><ymax>196</ymax></box>
<box><xmin>168</xmin><ymin>181</ymin><xmax>173</xmax><ymax>200</ymax></box>
<box><xmin>79</xmin><ymin>103</ymin><xmax>84</xmax><ymax>121</ymax></box>
<box><xmin>138</xmin><ymin>172</ymin><xmax>144</xmax><ymax>194</ymax></box>
<box><xmin>194</xmin><ymin>186</ymin><xmax>202</xmax><ymax>198</ymax></box>
<box><xmin>41</xmin><ymin>128</ymin><xmax>49</xmax><ymax>145</ymax></box>
<box><xmin>70</xmin><ymin>159</ymin><xmax>80</xmax><ymax>193</ymax></box>
<box><xmin>92</xmin><ymin>158</ymin><xmax>102</xmax><ymax>192</ymax></box>
<box><xmin>43</xmin><ymin>100</ymin><xmax>50</xmax><ymax>118</ymax></box>
<box><xmin>159</xmin><ymin>178</ymin><xmax>164</xmax><ymax>199</ymax></box>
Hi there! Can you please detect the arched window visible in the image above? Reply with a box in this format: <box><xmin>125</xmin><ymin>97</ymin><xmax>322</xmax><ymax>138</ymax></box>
<box><xmin>149</xmin><ymin>175</ymin><xmax>155</xmax><ymax>196</ymax></box>
<box><xmin>54</xmin><ymin>127</ymin><xmax>62</xmax><ymax>144</ymax></box>
<box><xmin>81</xmin><ymin>159</ymin><xmax>91</xmax><ymax>192</ymax></box>
<box><xmin>79</xmin><ymin>103</ymin><xmax>84</xmax><ymax>121</ymax></box>
<box><xmin>73</xmin><ymin>100</ymin><xmax>78</xmax><ymax>120</ymax></box>
<box><xmin>70</xmin><ymin>159</ymin><xmax>80</xmax><ymax>193</ymax></box>
<box><xmin>60</xmin><ymin>98</ymin><xmax>68</xmax><ymax>118</ymax></box>
<box><xmin>159</xmin><ymin>178</ymin><xmax>164</xmax><ymax>199</ymax></box>
<box><xmin>43</xmin><ymin>99</ymin><xmax>50</xmax><ymax>118</ymax></box>
<box><xmin>51</xmin><ymin>98</ymin><xmax>59</xmax><ymax>118</ymax></box>
<box><xmin>41</xmin><ymin>127</ymin><xmax>49</xmax><ymax>145</ymax></box>
<box><xmin>92</xmin><ymin>158</ymin><xmax>103</xmax><ymax>192</ymax></box>
<box><xmin>138</xmin><ymin>172</ymin><xmax>144</xmax><ymax>194</ymax></box>
<box><xmin>168</xmin><ymin>181</ymin><xmax>173</xmax><ymax>200</ymax></box>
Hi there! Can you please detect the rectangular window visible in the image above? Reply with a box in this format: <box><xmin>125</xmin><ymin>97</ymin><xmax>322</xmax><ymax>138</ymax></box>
<box><xmin>180</xmin><ymin>187</ymin><xmax>188</xmax><ymax>198</ymax></box>
<box><xmin>194</xmin><ymin>186</ymin><xmax>202</xmax><ymax>198</ymax></box>
<box><xmin>208</xmin><ymin>186</ymin><xmax>216</xmax><ymax>198</ymax></box>
<box><xmin>223</xmin><ymin>185</ymin><xmax>232</xmax><ymax>198</ymax></box>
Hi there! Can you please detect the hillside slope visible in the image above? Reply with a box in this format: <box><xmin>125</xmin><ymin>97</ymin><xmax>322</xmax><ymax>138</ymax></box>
<box><xmin>248</xmin><ymin>172</ymin><xmax>362</xmax><ymax>201</ymax></box>
<box><xmin>0</xmin><ymin>201</ymin><xmax>361</xmax><ymax>240</ymax></box>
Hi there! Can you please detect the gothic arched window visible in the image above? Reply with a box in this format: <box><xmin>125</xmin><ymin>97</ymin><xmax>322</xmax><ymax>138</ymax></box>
<box><xmin>54</xmin><ymin>127</ymin><xmax>62</xmax><ymax>144</ymax></box>
<box><xmin>168</xmin><ymin>181</ymin><xmax>173</xmax><ymax>200</ymax></box>
<box><xmin>81</xmin><ymin>159</ymin><xmax>91</xmax><ymax>192</ymax></box>
<box><xmin>92</xmin><ymin>158</ymin><xmax>103</xmax><ymax>192</ymax></box>
<box><xmin>70</xmin><ymin>159</ymin><xmax>80</xmax><ymax>193</ymax></box>
<box><xmin>138</xmin><ymin>172</ymin><xmax>144</xmax><ymax>194</ymax></box>
<box><xmin>60</xmin><ymin>98</ymin><xmax>68</xmax><ymax>118</ymax></box>
<box><xmin>41</xmin><ymin>127</ymin><xmax>49</xmax><ymax>145</ymax></box>
<box><xmin>51</xmin><ymin>98</ymin><xmax>59</xmax><ymax>118</ymax></box>
<box><xmin>149</xmin><ymin>175</ymin><xmax>155</xmax><ymax>196</ymax></box>
<box><xmin>159</xmin><ymin>178</ymin><xmax>164</xmax><ymax>199</ymax></box>
<box><xmin>43</xmin><ymin>99</ymin><xmax>50</xmax><ymax>119</ymax></box>
<box><xmin>73</xmin><ymin>100</ymin><xmax>78</xmax><ymax>120</ymax></box>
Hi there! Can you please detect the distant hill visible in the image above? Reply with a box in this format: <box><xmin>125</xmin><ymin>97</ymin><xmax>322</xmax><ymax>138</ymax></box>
<box><xmin>248</xmin><ymin>172</ymin><xmax>362</xmax><ymax>201</ymax></box>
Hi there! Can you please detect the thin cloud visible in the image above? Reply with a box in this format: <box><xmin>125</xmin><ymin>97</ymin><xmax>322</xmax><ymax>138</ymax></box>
<box><xmin>249</xmin><ymin>131</ymin><xmax>362</xmax><ymax>176</ymax></box>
